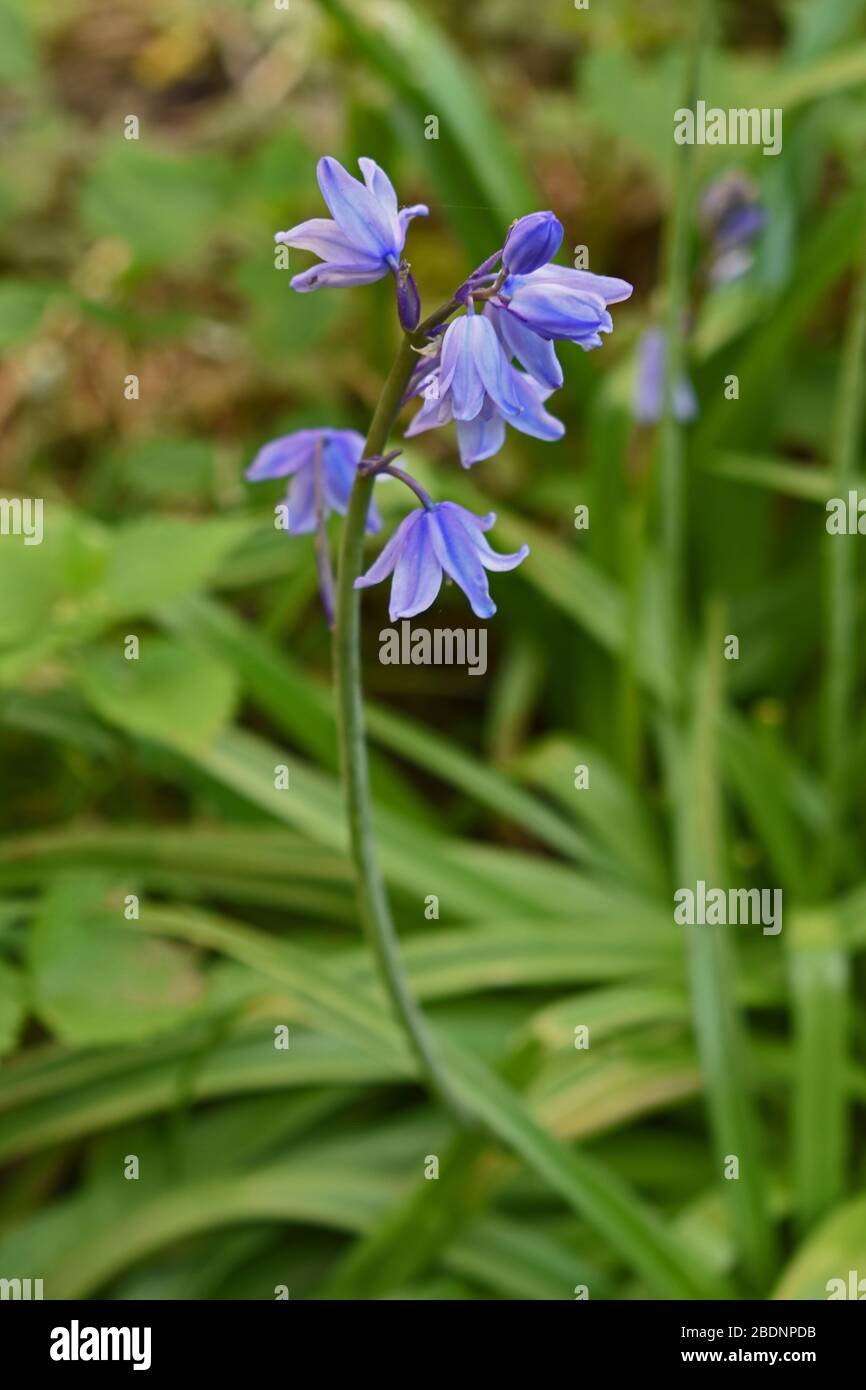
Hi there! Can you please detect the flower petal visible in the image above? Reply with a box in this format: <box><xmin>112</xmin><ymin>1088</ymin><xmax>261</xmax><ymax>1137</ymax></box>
<box><xmin>321</xmin><ymin>438</ymin><xmax>359</xmax><ymax>515</ymax></box>
<box><xmin>515</xmin><ymin>264</ymin><xmax>633</xmax><ymax>305</ymax></box>
<box><xmin>290</xmin><ymin>261</ymin><xmax>389</xmax><ymax>292</ymax></box>
<box><xmin>274</xmin><ymin>218</ymin><xmax>379</xmax><ymax>266</ymax></box>
<box><xmin>471</xmin><ymin>315</ymin><xmax>522</xmax><ymax>417</ymax></box>
<box><xmin>358</xmin><ymin>157</ymin><xmax>403</xmax><ymax>253</ymax></box>
<box><xmin>440</xmin><ymin>317</ymin><xmax>485</xmax><ymax>420</ymax></box>
<box><xmin>246</xmin><ymin>430</ymin><xmax>318</xmax><ymax>481</ymax></box>
<box><xmin>316</xmin><ymin>156</ymin><xmax>397</xmax><ymax>260</ymax></box>
<box><xmin>398</xmin><ymin>204</ymin><xmax>429</xmax><ymax>240</ymax></box>
<box><xmin>455</xmin><ymin>412</ymin><xmax>506</xmax><ymax>466</ymax></box>
<box><xmin>673</xmin><ymin>377</ymin><xmax>699</xmax><ymax>422</ymax></box>
<box><xmin>405</xmin><ymin>388</ymin><xmax>453</xmax><ymax>436</ymax></box>
<box><xmin>506</xmin><ymin>283</ymin><xmax>610</xmax><ymax>341</ymax></box>
<box><xmin>286</xmin><ymin>464</ymin><xmax>318</xmax><ymax>535</ymax></box>
<box><xmin>387</xmin><ymin>512</ymin><xmax>443</xmax><ymax>619</ymax></box>
<box><xmin>429</xmin><ymin>504</ymin><xmax>496</xmax><ymax>618</ymax></box>
<box><xmin>502</xmin><ymin>212</ymin><xmax>563</xmax><ymax>275</ymax></box>
<box><xmin>354</xmin><ymin>510</ymin><xmax>423</xmax><ymax>590</ymax></box>
<box><xmin>358</xmin><ymin>157</ymin><xmax>399</xmax><ymax>216</ymax></box>
<box><xmin>438</xmin><ymin>501</ymin><xmax>529</xmax><ymax>574</ymax></box>
<box><xmin>507</xmin><ymin>370</ymin><xmax>565</xmax><ymax>442</ymax></box>
<box><xmin>485</xmin><ymin>302</ymin><xmax>563</xmax><ymax>390</ymax></box>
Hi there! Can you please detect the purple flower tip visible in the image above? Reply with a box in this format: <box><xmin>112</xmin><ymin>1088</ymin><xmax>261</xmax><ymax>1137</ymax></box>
<box><xmin>502</xmin><ymin>212</ymin><xmax>563</xmax><ymax>275</ymax></box>
<box><xmin>396</xmin><ymin>264</ymin><xmax>421</xmax><ymax>332</ymax></box>
<box><xmin>354</xmin><ymin>500</ymin><xmax>528</xmax><ymax>620</ymax></box>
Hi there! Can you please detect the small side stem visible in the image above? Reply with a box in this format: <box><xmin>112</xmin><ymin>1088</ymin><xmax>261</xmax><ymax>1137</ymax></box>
<box><xmin>313</xmin><ymin>437</ymin><xmax>336</xmax><ymax>629</ymax></box>
<box><xmin>381</xmin><ymin>464</ymin><xmax>435</xmax><ymax>511</ymax></box>
<box><xmin>334</xmin><ymin>302</ymin><xmax>471</xmax><ymax>1125</ymax></box>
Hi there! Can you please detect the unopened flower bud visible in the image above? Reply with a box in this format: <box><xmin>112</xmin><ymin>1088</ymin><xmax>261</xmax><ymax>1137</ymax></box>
<box><xmin>502</xmin><ymin>212</ymin><xmax>563</xmax><ymax>275</ymax></box>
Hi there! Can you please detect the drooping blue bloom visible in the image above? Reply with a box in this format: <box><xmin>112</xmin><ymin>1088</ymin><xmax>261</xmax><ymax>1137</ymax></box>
<box><xmin>246</xmin><ymin>428</ymin><xmax>381</xmax><ymax>534</ymax></box>
<box><xmin>632</xmin><ymin>328</ymin><xmax>698</xmax><ymax>426</ymax></box>
<box><xmin>275</xmin><ymin>157</ymin><xmax>428</xmax><ymax>293</ymax></box>
<box><xmin>493</xmin><ymin>264</ymin><xmax>633</xmax><ymax>347</ymax></box>
<box><xmin>436</xmin><ymin>307</ymin><xmax>523</xmax><ymax>421</ymax></box>
<box><xmin>502</xmin><ymin>212</ymin><xmax>563</xmax><ymax>275</ymax></box>
<box><xmin>354</xmin><ymin>500</ymin><xmax>529</xmax><ymax>619</ymax></box>
<box><xmin>406</xmin><ymin>361</ymin><xmax>564</xmax><ymax>466</ymax></box>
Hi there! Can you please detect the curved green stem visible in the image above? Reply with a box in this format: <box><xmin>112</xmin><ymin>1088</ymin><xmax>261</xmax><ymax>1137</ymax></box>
<box><xmin>334</xmin><ymin>301</ymin><xmax>472</xmax><ymax>1125</ymax></box>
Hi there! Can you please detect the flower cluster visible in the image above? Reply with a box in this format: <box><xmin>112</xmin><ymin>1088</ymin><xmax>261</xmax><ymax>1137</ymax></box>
<box><xmin>247</xmin><ymin>156</ymin><xmax>633</xmax><ymax>622</ymax></box>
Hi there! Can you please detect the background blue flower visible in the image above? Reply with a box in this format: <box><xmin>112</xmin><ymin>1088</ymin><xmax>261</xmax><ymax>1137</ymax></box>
<box><xmin>246</xmin><ymin>428</ymin><xmax>382</xmax><ymax>534</ymax></box>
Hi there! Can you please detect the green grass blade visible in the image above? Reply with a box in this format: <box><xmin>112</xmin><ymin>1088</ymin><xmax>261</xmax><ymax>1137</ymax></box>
<box><xmin>788</xmin><ymin>908</ymin><xmax>849</xmax><ymax>1232</ymax></box>
<box><xmin>822</xmin><ymin>195</ymin><xmax>866</xmax><ymax>887</ymax></box>
<box><xmin>669</xmin><ymin>611</ymin><xmax>777</xmax><ymax>1292</ymax></box>
<box><xmin>773</xmin><ymin>1193</ymin><xmax>866</xmax><ymax>1299</ymax></box>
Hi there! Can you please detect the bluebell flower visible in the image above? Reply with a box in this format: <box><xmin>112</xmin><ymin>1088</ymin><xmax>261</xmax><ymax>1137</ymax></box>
<box><xmin>632</xmin><ymin>328</ymin><xmax>698</xmax><ymax>426</ymax></box>
<box><xmin>246</xmin><ymin>428</ymin><xmax>381</xmax><ymax>534</ymax></box>
<box><xmin>354</xmin><ymin>501</ymin><xmax>529</xmax><ymax>619</ymax></box>
<box><xmin>436</xmin><ymin>307</ymin><xmax>523</xmax><ymax>421</ymax></box>
<box><xmin>275</xmin><ymin>156</ymin><xmax>428</xmax><ymax>293</ymax></box>
<box><xmin>494</xmin><ymin>264</ymin><xmax>633</xmax><ymax>347</ymax></box>
<box><xmin>502</xmin><ymin>212</ymin><xmax>563</xmax><ymax>275</ymax></box>
<box><xmin>406</xmin><ymin>362</ymin><xmax>564</xmax><ymax>466</ymax></box>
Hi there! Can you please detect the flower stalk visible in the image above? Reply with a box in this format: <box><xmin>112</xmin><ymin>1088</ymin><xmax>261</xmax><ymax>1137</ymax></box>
<box><xmin>333</xmin><ymin>305</ymin><xmax>473</xmax><ymax>1126</ymax></box>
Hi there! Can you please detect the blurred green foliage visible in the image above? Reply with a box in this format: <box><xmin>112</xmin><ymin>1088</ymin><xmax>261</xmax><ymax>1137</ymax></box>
<box><xmin>0</xmin><ymin>0</ymin><xmax>865</xmax><ymax>1301</ymax></box>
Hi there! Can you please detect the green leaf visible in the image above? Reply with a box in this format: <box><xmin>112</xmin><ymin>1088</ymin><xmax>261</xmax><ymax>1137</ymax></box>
<box><xmin>670</xmin><ymin>616</ymin><xmax>777</xmax><ymax>1294</ymax></box>
<box><xmin>101</xmin><ymin>516</ymin><xmax>253</xmax><ymax>618</ymax></box>
<box><xmin>788</xmin><ymin>908</ymin><xmax>849</xmax><ymax>1232</ymax></box>
<box><xmin>165</xmin><ymin>595</ymin><xmax>591</xmax><ymax>864</ymax></box>
<box><xmin>0</xmin><ymin>505</ymin><xmax>108</xmax><ymax>657</ymax></box>
<box><xmin>0</xmin><ymin>0</ymin><xmax>36</xmax><ymax>82</ymax></box>
<box><xmin>80</xmin><ymin>144</ymin><xmax>231</xmax><ymax>265</ymax></box>
<box><xmin>184</xmin><ymin>723</ymin><xmax>600</xmax><ymax>920</ymax></box>
<box><xmin>0</xmin><ymin>824</ymin><xmax>355</xmax><ymax>921</ymax></box>
<box><xmin>704</xmin><ymin>453</ymin><xmax>841</xmax><ymax>503</ymax></box>
<box><xmin>28</xmin><ymin>877</ymin><xmax>206</xmax><ymax>1046</ymax></box>
<box><xmin>141</xmin><ymin>904</ymin><xmax>728</xmax><ymax>1300</ymax></box>
<box><xmin>439</xmin><ymin>1038</ymin><xmax>730</xmax><ymax>1299</ymax></box>
<box><xmin>74</xmin><ymin>637</ymin><xmax>238</xmax><ymax>751</ymax></box>
<box><xmin>0</xmin><ymin>957</ymin><xmax>26</xmax><ymax>1057</ymax></box>
<box><xmin>773</xmin><ymin>1194</ymin><xmax>866</xmax><ymax>1299</ymax></box>
<box><xmin>112</xmin><ymin>437</ymin><xmax>215</xmax><ymax>502</ymax></box>
<box><xmin>0</xmin><ymin>281</ymin><xmax>60</xmax><ymax>347</ymax></box>
<box><xmin>515</xmin><ymin>734</ymin><xmax>667</xmax><ymax>893</ymax></box>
